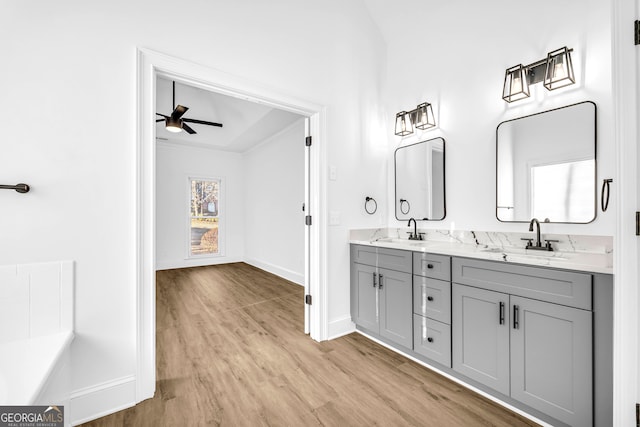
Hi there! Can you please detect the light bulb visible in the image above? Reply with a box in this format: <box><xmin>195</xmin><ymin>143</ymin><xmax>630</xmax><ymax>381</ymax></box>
<box><xmin>165</xmin><ymin>117</ymin><xmax>183</xmax><ymax>133</ymax></box>
<box><xmin>512</xmin><ymin>75</ymin><xmax>522</xmax><ymax>94</ymax></box>
<box><xmin>553</xmin><ymin>60</ymin><xmax>567</xmax><ymax>79</ymax></box>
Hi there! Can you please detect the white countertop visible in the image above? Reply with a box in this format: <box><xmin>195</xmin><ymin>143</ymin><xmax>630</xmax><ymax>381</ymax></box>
<box><xmin>350</xmin><ymin>237</ymin><xmax>613</xmax><ymax>275</ymax></box>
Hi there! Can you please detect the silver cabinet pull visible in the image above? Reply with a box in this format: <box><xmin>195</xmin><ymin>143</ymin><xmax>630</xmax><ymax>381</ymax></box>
<box><xmin>372</xmin><ymin>272</ymin><xmax>377</xmax><ymax>288</ymax></box>
<box><xmin>513</xmin><ymin>305</ymin><xmax>520</xmax><ymax>329</ymax></box>
<box><xmin>378</xmin><ymin>274</ymin><xmax>383</xmax><ymax>290</ymax></box>
<box><xmin>499</xmin><ymin>301</ymin><xmax>505</xmax><ymax>325</ymax></box>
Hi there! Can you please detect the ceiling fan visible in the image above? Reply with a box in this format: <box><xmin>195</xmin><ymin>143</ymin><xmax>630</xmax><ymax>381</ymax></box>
<box><xmin>156</xmin><ymin>81</ymin><xmax>223</xmax><ymax>134</ymax></box>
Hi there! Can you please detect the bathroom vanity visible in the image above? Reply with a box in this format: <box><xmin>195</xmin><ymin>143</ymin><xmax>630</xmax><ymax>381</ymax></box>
<box><xmin>350</xmin><ymin>234</ymin><xmax>612</xmax><ymax>427</ymax></box>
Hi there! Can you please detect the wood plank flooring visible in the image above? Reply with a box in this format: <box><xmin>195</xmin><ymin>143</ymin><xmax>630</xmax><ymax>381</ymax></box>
<box><xmin>81</xmin><ymin>262</ymin><xmax>539</xmax><ymax>427</ymax></box>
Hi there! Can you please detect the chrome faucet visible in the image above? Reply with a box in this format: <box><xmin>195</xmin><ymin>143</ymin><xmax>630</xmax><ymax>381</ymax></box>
<box><xmin>407</xmin><ymin>218</ymin><xmax>423</xmax><ymax>240</ymax></box>
<box><xmin>522</xmin><ymin>218</ymin><xmax>556</xmax><ymax>251</ymax></box>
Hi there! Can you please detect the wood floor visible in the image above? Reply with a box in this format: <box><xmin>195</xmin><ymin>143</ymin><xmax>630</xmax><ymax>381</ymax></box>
<box><xmin>82</xmin><ymin>262</ymin><xmax>538</xmax><ymax>427</ymax></box>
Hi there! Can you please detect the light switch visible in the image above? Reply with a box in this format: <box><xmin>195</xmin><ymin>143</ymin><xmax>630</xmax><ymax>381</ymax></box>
<box><xmin>329</xmin><ymin>166</ymin><xmax>337</xmax><ymax>181</ymax></box>
<box><xmin>329</xmin><ymin>210</ymin><xmax>340</xmax><ymax>225</ymax></box>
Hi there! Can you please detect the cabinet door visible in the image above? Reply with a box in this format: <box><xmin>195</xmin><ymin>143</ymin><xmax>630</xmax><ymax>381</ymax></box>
<box><xmin>352</xmin><ymin>263</ymin><xmax>378</xmax><ymax>331</ymax></box>
<box><xmin>379</xmin><ymin>268</ymin><xmax>413</xmax><ymax>348</ymax></box>
<box><xmin>510</xmin><ymin>296</ymin><xmax>592</xmax><ymax>427</ymax></box>
<box><xmin>452</xmin><ymin>284</ymin><xmax>510</xmax><ymax>396</ymax></box>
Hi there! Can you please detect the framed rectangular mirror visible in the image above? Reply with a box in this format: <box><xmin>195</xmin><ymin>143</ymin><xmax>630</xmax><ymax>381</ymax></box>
<box><xmin>395</xmin><ymin>137</ymin><xmax>446</xmax><ymax>221</ymax></box>
<box><xmin>496</xmin><ymin>101</ymin><xmax>596</xmax><ymax>223</ymax></box>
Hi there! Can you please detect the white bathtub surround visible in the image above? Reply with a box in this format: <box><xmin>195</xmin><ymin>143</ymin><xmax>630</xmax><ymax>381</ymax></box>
<box><xmin>350</xmin><ymin>228</ymin><xmax>613</xmax><ymax>274</ymax></box>
<box><xmin>0</xmin><ymin>261</ymin><xmax>74</xmax><ymax>343</ymax></box>
<box><xmin>0</xmin><ymin>261</ymin><xmax>75</xmax><ymax>411</ymax></box>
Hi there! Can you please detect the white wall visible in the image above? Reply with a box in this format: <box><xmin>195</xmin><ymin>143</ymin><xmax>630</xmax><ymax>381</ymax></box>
<box><xmin>156</xmin><ymin>143</ymin><xmax>245</xmax><ymax>270</ymax></box>
<box><xmin>369</xmin><ymin>0</ymin><xmax>615</xmax><ymax>238</ymax></box>
<box><xmin>243</xmin><ymin>120</ymin><xmax>306</xmax><ymax>285</ymax></box>
<box><xmin>0</xmin><ymin>0</ymin><xmax>387</xmax><ymax>420</ymax></box>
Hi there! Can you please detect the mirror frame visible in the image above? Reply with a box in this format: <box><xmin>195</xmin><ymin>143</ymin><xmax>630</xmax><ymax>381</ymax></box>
<box><xmin>394</xmin><ymin>137</ymin><xmax>446</xmax><ymax>221</ymax></box>
<box><xmin>495</xmin><ymin>100</ymin><xmax>597</xmax><ymax>224</ymax></box>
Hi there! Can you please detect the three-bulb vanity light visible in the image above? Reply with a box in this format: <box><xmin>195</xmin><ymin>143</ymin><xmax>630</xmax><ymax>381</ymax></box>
<box><xmin>394</xmin><ymin>102</ymin><xmax>435</xmax><ymax>137</ymax></box>
<box><xmin>502</xmin><ymin>46</ymin><xmax>575</xmax><ymax>103</ymax></box>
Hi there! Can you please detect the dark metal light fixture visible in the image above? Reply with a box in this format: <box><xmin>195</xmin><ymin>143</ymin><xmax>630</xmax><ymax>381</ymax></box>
<box><xmin>394</xmin><ymin>102</ymin><xmax>436</xmax><ymax>136</ymax></box>
<box><xmin>544</xmin><ymin>47</ymin><xmax>575</xmax><ymax>91</ymax></box>
<box><xmin>414</xmin><ymin>102</ymin><xmax>435</xmax><ymax>130</ymax></box>
<box><xmin>395</xmin><ymin>111</ymin><xmax>413</xmax><ymax>136</ymax></box>
<box><xmin>502</xmin><ymin>46</ymin><xmax>575</xmax><ymax>103</ymax></box>
<box><xmin>502</xmin><ymin>64</ymin><xmax>530</xmax><ymax>103</ymax></box>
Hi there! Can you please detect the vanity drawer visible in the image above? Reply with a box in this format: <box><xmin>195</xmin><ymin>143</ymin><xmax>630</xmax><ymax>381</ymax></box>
<box><xmin>351</xmin><ymin>244</ymin><xmax>378</xmax><ymax>266</ymax></box>
<box><xmin>351</xmin><ymin>244</ymin><xmax>412</xmax><ymax>273</ymax></box>
<box><xmin>413</xmin><ymin>252</ymin><xmax>451</xmax><ymax>280</ymax></box>
<box><xmin>378</xmin><ymin>247</ymin><xmax>412</xmax><ymax>272</ymax></box>
<box><xmin>452</xmin><ymin>257</ymin><xmax>592</xmax><ymax>310</ymax></box>
<box><xmin>413</xmin><ymin>314</ymin><xmax>451</xmax><ymax>367</ymax></box>
<box><xmin>413</xmin><ymin>276</ymin><xmax>451</xmax><ymax>324</ymax></box>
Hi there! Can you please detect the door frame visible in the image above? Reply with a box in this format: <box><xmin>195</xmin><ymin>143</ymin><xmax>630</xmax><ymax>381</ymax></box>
<box><xmin>611</xmin><ymin>0</ymin><xmax>639</xmax><ymax>425</ymax></box>
<box><xmin>136</xmin><ymin>47</ymin><xmax>328</xmax><ymax>402</ymax></box>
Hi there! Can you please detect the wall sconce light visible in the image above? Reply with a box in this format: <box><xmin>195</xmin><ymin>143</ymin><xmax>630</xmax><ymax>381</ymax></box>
<box><xmin>502</xmin><ymin>47</ymin><xmax>575</xmax><ymax>103</ymax></box>
<box><xmin>394</xmin><ymin>102</ymin><xmax>435</xmax><ymax>136</ymax></box>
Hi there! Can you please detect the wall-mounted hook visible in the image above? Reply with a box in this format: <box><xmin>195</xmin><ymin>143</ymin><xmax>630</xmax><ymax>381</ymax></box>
<box><xmin>0</xmin><ymin>183</ymin><xmax>30</xmax><ymax>193</ymax></box>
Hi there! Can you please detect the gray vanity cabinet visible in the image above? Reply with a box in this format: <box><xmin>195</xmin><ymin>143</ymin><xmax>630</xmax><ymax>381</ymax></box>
<box><xmin>510</xmin><ymin>296</ymin><xmax>592</xmax><ymax>427</ymax></box>
<box><xmin>452</xmin><ymin>284</ymin><xmax>510</xmax><ymax>395</ymax></box>
<box><xmin>412</xmin><ymin>253</ymin><xmax>452</xmax><ymax>367</ymax></box>
<box><xmin>379</xmin><ymin>268</ymin><xmax>413</xmax><ymax>347</ymax></box>
<box><xmin>352</xmin><ymin>263</ymin><xmax>379</xmax><ymax>331</ymax></box>
<box><xmin>350</xmin><ymin>245</ymin><xmax>413</xmax><ymax>348</ymax></box>
<box><xmin>452</xmin><ymin>258</ymin><xmax>593</xmax><ymax>427</ymax></box>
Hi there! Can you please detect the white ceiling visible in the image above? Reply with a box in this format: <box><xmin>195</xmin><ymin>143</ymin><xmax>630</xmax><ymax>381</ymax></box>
<box><xmin>155</xmin><ymin>77</ymin><xmax>304</xmax><ymax>152</ymax></box>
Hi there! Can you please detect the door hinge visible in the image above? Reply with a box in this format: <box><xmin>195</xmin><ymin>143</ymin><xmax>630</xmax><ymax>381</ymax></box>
<box><xmin>305</xmin><ymin>294</ymin><xmax>312</xmax><ymax>305</ymax></box>
<box><xmin>636</xmin><ymin>212</ymin><xmax>640</xmax><ymax>236</ymax></box>
<box><xmin>305</xmin><ymin>136</ymin><xmax>312</xmax><ymax>147</ymax></box>
<box><xmin>635</xmin><ymin>20</ymin><xmax>640</xmax><ymax>45</ymax></box>
<box><xmin>305</xmin><ymin>215</ymin><xmax>312</xmax><ymax>226</ymax></box>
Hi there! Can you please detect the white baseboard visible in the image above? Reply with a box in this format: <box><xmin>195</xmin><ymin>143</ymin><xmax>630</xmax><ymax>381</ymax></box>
<box><xmin>70</xmin><ymin>375</ymin><xmax>136</xmax><ymax>426</ymax></box>
<box><xmin>327</xmin><ymin>315</ymin><xmax>355</xmax><ymax>340</ymax></box>
<box><xmin>243</xmin><ymin>258</ymin><xmax>304</xmax><ymax>286</ymax></box>
<box><xmin>156</xmin><ymin>256</ymin><xmax>243</xmax><ymax>271</ymax></box>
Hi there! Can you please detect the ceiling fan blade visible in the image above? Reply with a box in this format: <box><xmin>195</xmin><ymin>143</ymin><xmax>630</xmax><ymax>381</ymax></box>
<box><xmin>156</xmin><ymin>112</ymin><xmax>168</xmax><ymax>117</ymax></box>
<box><xmin>183</xmin><ymin>118</ymin><xmax>223</xmax><ymax>127</ymax></box>
<box><xmin>182</xmin><ymin>123</ymin><xmax>197</xmax><ymax>134</ymax></box>
<box><xmin>156</xmin><ymin>118</ymin><xmax>165</xmax><ymax>123</ymax></box>
<box><xmin>171</xmin><ymin>105</ymin><xmax>189</xmax><ymax>119</ymax></box>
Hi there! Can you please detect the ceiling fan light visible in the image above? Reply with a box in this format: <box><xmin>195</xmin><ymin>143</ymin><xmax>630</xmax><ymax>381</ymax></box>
<box><xmin>165</xmin><ymin>117</ymin><xmax>183</xmax><ymax>133</ymax></box>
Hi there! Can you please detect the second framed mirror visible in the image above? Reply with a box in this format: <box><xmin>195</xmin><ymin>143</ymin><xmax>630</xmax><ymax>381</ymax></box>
<box><xmin>394</xmin><ymin>137</ymin><xmax>446</xmax><ymax>221</ymax></box>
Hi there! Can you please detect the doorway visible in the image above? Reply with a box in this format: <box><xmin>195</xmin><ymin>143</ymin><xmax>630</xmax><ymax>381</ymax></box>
<box><xmin>136</xmin><ymin>48</ymin><xmax>326</xmax><ymax>403</ymax></box>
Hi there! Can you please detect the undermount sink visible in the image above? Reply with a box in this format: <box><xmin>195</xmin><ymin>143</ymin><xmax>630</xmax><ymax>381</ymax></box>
<box><xmin>375</xmin><ymin>238</ymin><xmax>438</xmax><ymax>247</ymax></box>
<box><xmin>480</xmin><ymin>247</ymin><xmax>569</xmax><ymax>262</ymax></box>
